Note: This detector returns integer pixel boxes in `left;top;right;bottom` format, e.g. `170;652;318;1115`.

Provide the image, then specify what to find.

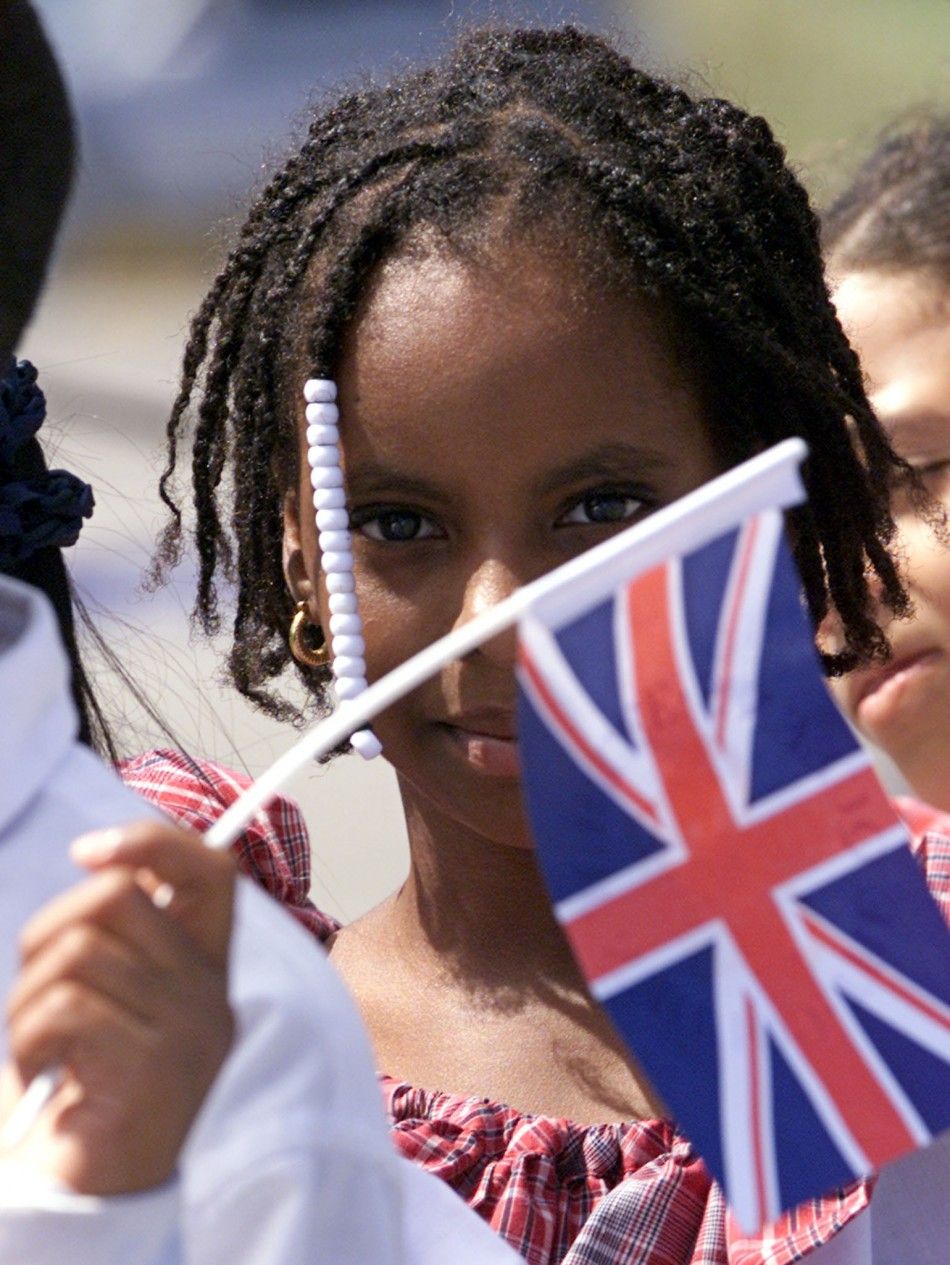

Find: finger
71;822;235;962
7;922;162;1031
71;820;228;886
8;980;152;1088
19;869;198;974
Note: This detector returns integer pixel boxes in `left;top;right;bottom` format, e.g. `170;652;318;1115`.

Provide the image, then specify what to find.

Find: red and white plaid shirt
121;749;950;1265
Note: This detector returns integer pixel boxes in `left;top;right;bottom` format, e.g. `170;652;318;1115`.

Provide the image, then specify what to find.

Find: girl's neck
390;785;586;996
333;778;662;1123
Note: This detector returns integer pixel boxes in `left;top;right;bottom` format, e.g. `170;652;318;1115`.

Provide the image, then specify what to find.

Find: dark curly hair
156;24;915;722
823;114;950;281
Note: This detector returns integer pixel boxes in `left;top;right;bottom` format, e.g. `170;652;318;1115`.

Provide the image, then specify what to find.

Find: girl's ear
282;490;312;603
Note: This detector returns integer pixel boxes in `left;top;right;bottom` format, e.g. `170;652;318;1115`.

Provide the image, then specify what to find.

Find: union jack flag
518;507;950;1230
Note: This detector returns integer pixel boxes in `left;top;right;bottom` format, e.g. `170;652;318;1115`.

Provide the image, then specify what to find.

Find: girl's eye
895;459;950;503
352;508;440;542
913;459;950;483
558;490;647;527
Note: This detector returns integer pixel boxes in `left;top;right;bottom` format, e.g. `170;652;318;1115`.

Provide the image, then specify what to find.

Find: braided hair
156;25;914;721
823;114;950;282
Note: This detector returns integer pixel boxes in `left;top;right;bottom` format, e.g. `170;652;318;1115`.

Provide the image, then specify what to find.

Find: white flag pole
0;438;806;1149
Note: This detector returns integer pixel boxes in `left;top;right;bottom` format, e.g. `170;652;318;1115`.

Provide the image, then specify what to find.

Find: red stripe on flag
746;993;769;1228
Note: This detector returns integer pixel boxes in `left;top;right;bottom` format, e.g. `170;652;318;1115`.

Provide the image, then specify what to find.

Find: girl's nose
454;557;521;666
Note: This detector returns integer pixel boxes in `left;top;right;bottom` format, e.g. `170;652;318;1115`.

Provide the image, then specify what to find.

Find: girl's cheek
892;513;950;610
351;575;435;677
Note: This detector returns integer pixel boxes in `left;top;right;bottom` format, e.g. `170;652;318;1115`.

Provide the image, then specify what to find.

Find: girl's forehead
339;246;688;411
834;269;950;441
325;246;719;489
834;269;949;361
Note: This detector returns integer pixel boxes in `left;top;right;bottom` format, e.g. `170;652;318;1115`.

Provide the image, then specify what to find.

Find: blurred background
21;0;948;920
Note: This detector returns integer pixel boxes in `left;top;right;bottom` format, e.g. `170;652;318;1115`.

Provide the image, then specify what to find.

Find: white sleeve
182;1144;520;1265
177;883;521;1265
802;1209;870;1265
761;1130;950;1265
869;1130;950;1265
183;1145;406;1265
395;1156;522;1264
0;1173;181;1265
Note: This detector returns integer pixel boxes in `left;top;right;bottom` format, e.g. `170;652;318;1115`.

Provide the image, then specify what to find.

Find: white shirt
0;575;517;1265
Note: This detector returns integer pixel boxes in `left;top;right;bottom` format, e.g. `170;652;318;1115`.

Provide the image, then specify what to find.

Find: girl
14;25;950;1265
824;118;950;819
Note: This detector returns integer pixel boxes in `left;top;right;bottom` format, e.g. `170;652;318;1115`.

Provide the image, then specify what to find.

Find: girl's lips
440;722;521;778
851;648;942;732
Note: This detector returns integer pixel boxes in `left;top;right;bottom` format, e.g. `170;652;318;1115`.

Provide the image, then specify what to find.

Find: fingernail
70;828;124;863
152;882;175;909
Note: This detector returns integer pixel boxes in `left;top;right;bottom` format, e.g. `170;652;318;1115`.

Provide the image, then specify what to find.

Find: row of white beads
304;378;382;760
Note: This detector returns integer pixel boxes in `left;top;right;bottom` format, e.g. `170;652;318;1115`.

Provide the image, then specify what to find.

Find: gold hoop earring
288;600;330;668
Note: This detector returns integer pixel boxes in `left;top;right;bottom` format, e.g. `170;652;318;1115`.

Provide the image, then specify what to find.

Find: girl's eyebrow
535;443;672;497
345;443;672;502
884;413;950;448
345;462;452;503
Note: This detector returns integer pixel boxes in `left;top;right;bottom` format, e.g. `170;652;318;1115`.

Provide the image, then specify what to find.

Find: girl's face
285;245;721;849
828;269;950;807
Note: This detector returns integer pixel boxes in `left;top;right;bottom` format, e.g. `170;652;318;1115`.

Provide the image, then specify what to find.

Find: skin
827;269;950;808
0;824;235;1194
284;241;722;1122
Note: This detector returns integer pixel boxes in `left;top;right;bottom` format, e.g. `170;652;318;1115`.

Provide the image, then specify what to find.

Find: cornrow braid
823;114;950;283
156;24;914;719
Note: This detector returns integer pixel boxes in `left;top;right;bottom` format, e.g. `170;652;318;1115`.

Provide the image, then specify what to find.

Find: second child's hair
157;26;914;720
823;115;950;282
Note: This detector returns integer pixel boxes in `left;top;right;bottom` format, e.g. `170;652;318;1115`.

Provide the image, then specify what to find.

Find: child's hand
0;822;236;1195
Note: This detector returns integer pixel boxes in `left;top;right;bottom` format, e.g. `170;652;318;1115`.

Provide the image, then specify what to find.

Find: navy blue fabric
0;358;93;567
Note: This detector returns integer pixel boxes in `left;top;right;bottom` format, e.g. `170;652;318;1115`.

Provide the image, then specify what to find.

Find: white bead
326;572;355;594
329;611;362;636
313;487;346;510
332;655;367;678
328;591;358;614
305;400;339;425
310;466;343;489
316;508;349;531
308;446;341;469
349;729;383;760
319;529;351;552
335;676;365;700
304;379;337;403
307;423;339;447
321;550;354;573
332;634;365;658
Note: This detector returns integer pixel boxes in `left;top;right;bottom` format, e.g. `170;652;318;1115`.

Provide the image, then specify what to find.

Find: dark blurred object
0;0;74;355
